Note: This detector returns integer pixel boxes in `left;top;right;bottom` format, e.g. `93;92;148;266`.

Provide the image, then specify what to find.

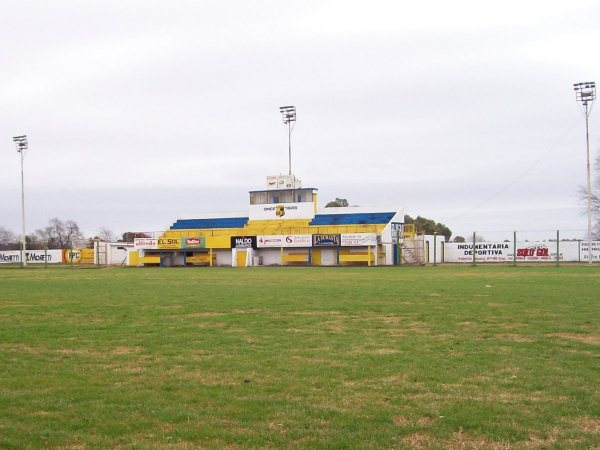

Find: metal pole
288;121;292;175
556;230;560;267
584;104;593;265
472;232;476;267
433;233;437;266
396;229;400;266
20;150;27;268
513;231;517;267
44;242;48;269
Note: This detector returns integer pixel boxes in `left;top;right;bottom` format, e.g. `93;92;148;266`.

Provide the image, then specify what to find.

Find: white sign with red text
341;233;377;247
257;235;312;248
134;238;158;249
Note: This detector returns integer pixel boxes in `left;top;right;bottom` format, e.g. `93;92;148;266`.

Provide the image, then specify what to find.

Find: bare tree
36;218;84;249
0;226;19;250
578;151;600;239
96;227;116;242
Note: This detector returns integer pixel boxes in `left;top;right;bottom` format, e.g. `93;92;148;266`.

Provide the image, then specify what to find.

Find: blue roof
171;217;249;230
310;212;395;226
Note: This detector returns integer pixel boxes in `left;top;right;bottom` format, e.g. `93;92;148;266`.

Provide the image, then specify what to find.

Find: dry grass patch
548;333;600;346
494;333;533;343
576;417;600;434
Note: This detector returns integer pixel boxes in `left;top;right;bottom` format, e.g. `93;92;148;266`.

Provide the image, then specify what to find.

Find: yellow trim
404;224;416;237
140;256;160;265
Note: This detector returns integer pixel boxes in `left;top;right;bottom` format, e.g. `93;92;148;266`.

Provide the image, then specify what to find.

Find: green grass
0;265;599;449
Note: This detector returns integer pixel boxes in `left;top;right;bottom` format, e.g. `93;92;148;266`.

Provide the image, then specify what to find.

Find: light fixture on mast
573;81;596;264
12;135;28;268
279;105;296;175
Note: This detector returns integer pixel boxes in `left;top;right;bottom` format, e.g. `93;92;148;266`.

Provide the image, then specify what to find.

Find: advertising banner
157;237;181;249
0;250;63;264
341;233;377;247
312;234;341;247
134;238;158;249
443;241;581;263
580;241;600;262
63;248;95;263
182;237;205;249
249;202;315;221
391;223;404;243
231;236;257;249
257;235;312;248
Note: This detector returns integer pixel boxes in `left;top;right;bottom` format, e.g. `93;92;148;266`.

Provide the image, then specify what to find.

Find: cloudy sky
1;0;599;241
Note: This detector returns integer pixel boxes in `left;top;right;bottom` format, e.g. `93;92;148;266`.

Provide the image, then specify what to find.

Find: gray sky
1;0;599;241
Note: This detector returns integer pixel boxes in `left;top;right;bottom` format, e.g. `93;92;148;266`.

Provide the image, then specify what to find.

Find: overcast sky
1;0;599;241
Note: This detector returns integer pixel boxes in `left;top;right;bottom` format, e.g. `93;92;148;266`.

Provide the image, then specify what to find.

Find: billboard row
443;241;600;263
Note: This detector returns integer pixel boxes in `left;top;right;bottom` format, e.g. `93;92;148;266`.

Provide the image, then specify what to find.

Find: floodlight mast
574;81;596;264
12;135;28;267
279;105;296;175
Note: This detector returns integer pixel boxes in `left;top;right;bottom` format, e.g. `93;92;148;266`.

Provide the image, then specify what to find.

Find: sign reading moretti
312;234;341;247
231;236;257;249
0;250;63;264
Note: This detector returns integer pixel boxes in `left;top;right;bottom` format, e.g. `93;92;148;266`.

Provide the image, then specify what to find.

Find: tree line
0;218;147;251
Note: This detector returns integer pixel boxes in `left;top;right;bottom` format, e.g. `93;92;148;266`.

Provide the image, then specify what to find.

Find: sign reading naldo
231;236;257;249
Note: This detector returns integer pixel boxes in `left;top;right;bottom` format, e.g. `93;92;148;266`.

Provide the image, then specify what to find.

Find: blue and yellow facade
134;175;405;267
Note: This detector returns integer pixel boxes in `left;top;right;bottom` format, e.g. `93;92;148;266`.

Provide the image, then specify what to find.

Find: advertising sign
0;250;63;264
63;248;95;264
182;237;205;249
231;236;257;249
312;234;341;247
134;238;158;249
257;235;312;248
391;222;404;243
341;233;377;247
580;241;600;262
249;202;316;221
157;237;181;249
443;241;582;263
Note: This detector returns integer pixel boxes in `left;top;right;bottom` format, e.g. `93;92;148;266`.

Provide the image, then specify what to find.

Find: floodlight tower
279;105;296;175
574;82;596;264
12;135;28;267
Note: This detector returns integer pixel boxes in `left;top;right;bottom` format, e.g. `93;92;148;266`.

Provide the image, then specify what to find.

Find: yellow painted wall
205;235;231;249
129;251;139;266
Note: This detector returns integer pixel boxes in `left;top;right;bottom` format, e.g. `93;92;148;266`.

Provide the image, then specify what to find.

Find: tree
36;218;84;249
120;232;150;243
579;152;600;239
453;235;466;243
404;215;452;241
325;198;349;208
96;227;116;242
0;226;19;250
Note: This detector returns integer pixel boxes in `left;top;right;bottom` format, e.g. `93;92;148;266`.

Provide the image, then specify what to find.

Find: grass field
0;265;599;449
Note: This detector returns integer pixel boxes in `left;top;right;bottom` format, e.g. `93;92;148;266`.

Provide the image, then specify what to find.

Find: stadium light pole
279;105;296;175
574;81;596;265
13;135;28;268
